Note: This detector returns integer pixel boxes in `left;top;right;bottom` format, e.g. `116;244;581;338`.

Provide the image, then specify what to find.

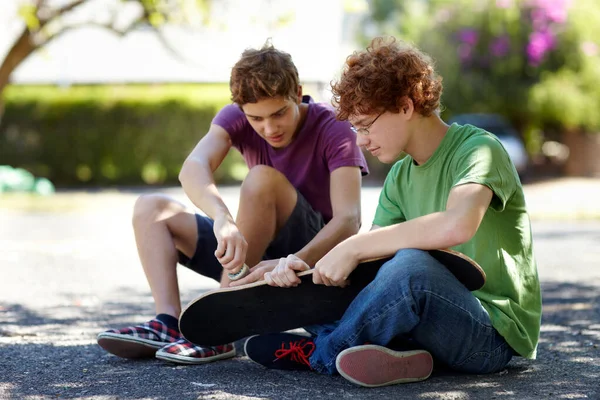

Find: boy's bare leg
132;194;199;318
234;165;298;269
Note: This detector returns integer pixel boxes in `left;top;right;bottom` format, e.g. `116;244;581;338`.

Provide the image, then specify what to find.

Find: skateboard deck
179;249;485;346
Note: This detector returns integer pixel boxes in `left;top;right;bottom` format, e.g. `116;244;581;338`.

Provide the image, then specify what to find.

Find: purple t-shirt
212;96;368;222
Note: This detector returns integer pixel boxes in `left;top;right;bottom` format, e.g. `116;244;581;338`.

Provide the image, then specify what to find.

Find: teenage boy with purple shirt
96;42;368;364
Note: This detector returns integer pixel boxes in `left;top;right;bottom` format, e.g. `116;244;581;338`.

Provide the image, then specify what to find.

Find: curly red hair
332;37;443;120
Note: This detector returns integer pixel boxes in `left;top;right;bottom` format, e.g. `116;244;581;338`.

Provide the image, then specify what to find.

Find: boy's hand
228;259;279;287
313;242;359;287
213;215;248;273
264;255;310;287
229;256;311;287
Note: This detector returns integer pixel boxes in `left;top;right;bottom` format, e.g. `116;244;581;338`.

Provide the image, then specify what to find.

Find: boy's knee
377;249;437;282
391;249;433;273
132;194;177;226
394;248;429;261
240;165;286;197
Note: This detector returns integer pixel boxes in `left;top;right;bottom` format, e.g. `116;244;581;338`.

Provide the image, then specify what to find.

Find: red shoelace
273;339;316;368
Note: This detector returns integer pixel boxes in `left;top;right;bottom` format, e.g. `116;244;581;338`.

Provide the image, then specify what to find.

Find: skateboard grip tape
227;264;250;281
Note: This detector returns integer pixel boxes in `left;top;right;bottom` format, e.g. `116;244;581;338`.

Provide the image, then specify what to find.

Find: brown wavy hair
331;37;443;120
230;41;299;105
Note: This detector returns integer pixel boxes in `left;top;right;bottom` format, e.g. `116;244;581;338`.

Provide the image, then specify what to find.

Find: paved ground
1;182;599;399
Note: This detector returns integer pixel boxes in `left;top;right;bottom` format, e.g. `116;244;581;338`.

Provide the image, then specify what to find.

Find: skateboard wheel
228;264;249;281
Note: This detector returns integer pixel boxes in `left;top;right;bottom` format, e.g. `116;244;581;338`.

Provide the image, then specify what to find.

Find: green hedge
0;84;248;186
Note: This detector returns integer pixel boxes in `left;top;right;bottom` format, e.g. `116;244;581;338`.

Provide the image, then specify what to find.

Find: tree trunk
0;28;36;123
563;130;600;177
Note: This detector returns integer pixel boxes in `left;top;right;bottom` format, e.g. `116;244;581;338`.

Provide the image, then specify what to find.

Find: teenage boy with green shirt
375;123;540;359
244;36;542;388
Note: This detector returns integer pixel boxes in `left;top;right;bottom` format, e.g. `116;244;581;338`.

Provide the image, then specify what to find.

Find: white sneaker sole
336;346;433;387
97;332;165;359
155;346;236;365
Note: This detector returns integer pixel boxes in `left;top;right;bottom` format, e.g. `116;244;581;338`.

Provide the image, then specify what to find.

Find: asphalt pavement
0;183;599;399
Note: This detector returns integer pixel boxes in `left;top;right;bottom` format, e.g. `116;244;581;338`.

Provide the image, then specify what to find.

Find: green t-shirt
373;123;541;359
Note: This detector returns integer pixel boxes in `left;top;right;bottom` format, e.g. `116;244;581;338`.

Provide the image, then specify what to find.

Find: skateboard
179;249;486;346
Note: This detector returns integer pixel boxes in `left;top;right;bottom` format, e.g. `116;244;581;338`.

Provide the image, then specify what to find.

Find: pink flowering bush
368;0;600;154
453;0;571;69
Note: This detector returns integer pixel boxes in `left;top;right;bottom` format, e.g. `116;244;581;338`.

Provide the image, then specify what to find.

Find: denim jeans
306;249;514;375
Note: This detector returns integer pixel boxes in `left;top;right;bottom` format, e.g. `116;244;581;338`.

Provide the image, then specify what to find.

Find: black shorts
178;191;325;282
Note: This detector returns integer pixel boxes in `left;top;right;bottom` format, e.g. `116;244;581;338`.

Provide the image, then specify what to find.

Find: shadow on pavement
1;283;598;399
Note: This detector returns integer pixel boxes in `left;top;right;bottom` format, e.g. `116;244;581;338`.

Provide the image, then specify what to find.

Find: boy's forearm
179;159;233;221
350;210;472;262
295;214;361;267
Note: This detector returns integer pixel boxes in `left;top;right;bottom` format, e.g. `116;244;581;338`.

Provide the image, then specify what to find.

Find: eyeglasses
350;111;384;136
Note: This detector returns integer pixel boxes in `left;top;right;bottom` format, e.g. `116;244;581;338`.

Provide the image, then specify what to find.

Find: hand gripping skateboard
179;249;486;346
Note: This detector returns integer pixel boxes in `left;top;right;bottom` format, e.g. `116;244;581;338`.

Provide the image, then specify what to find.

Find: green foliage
0;84;248;186
530;65;600;131
366;0;600;139
17;3;40;30
528;0;600;132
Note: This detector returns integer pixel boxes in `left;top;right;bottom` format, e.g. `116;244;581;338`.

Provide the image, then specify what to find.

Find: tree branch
39;0;88;26
0;29;36;92
36;20;205;68
35;17;147;49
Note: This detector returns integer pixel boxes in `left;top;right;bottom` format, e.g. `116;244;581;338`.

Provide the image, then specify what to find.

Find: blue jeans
306;249;514;375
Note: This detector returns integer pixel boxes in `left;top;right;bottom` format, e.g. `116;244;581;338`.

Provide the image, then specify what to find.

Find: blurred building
0;0;367;100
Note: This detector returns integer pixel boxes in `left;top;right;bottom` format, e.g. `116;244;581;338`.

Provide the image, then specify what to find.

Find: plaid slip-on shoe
335;345;433;387
155;339;236;365
97;319;182;359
